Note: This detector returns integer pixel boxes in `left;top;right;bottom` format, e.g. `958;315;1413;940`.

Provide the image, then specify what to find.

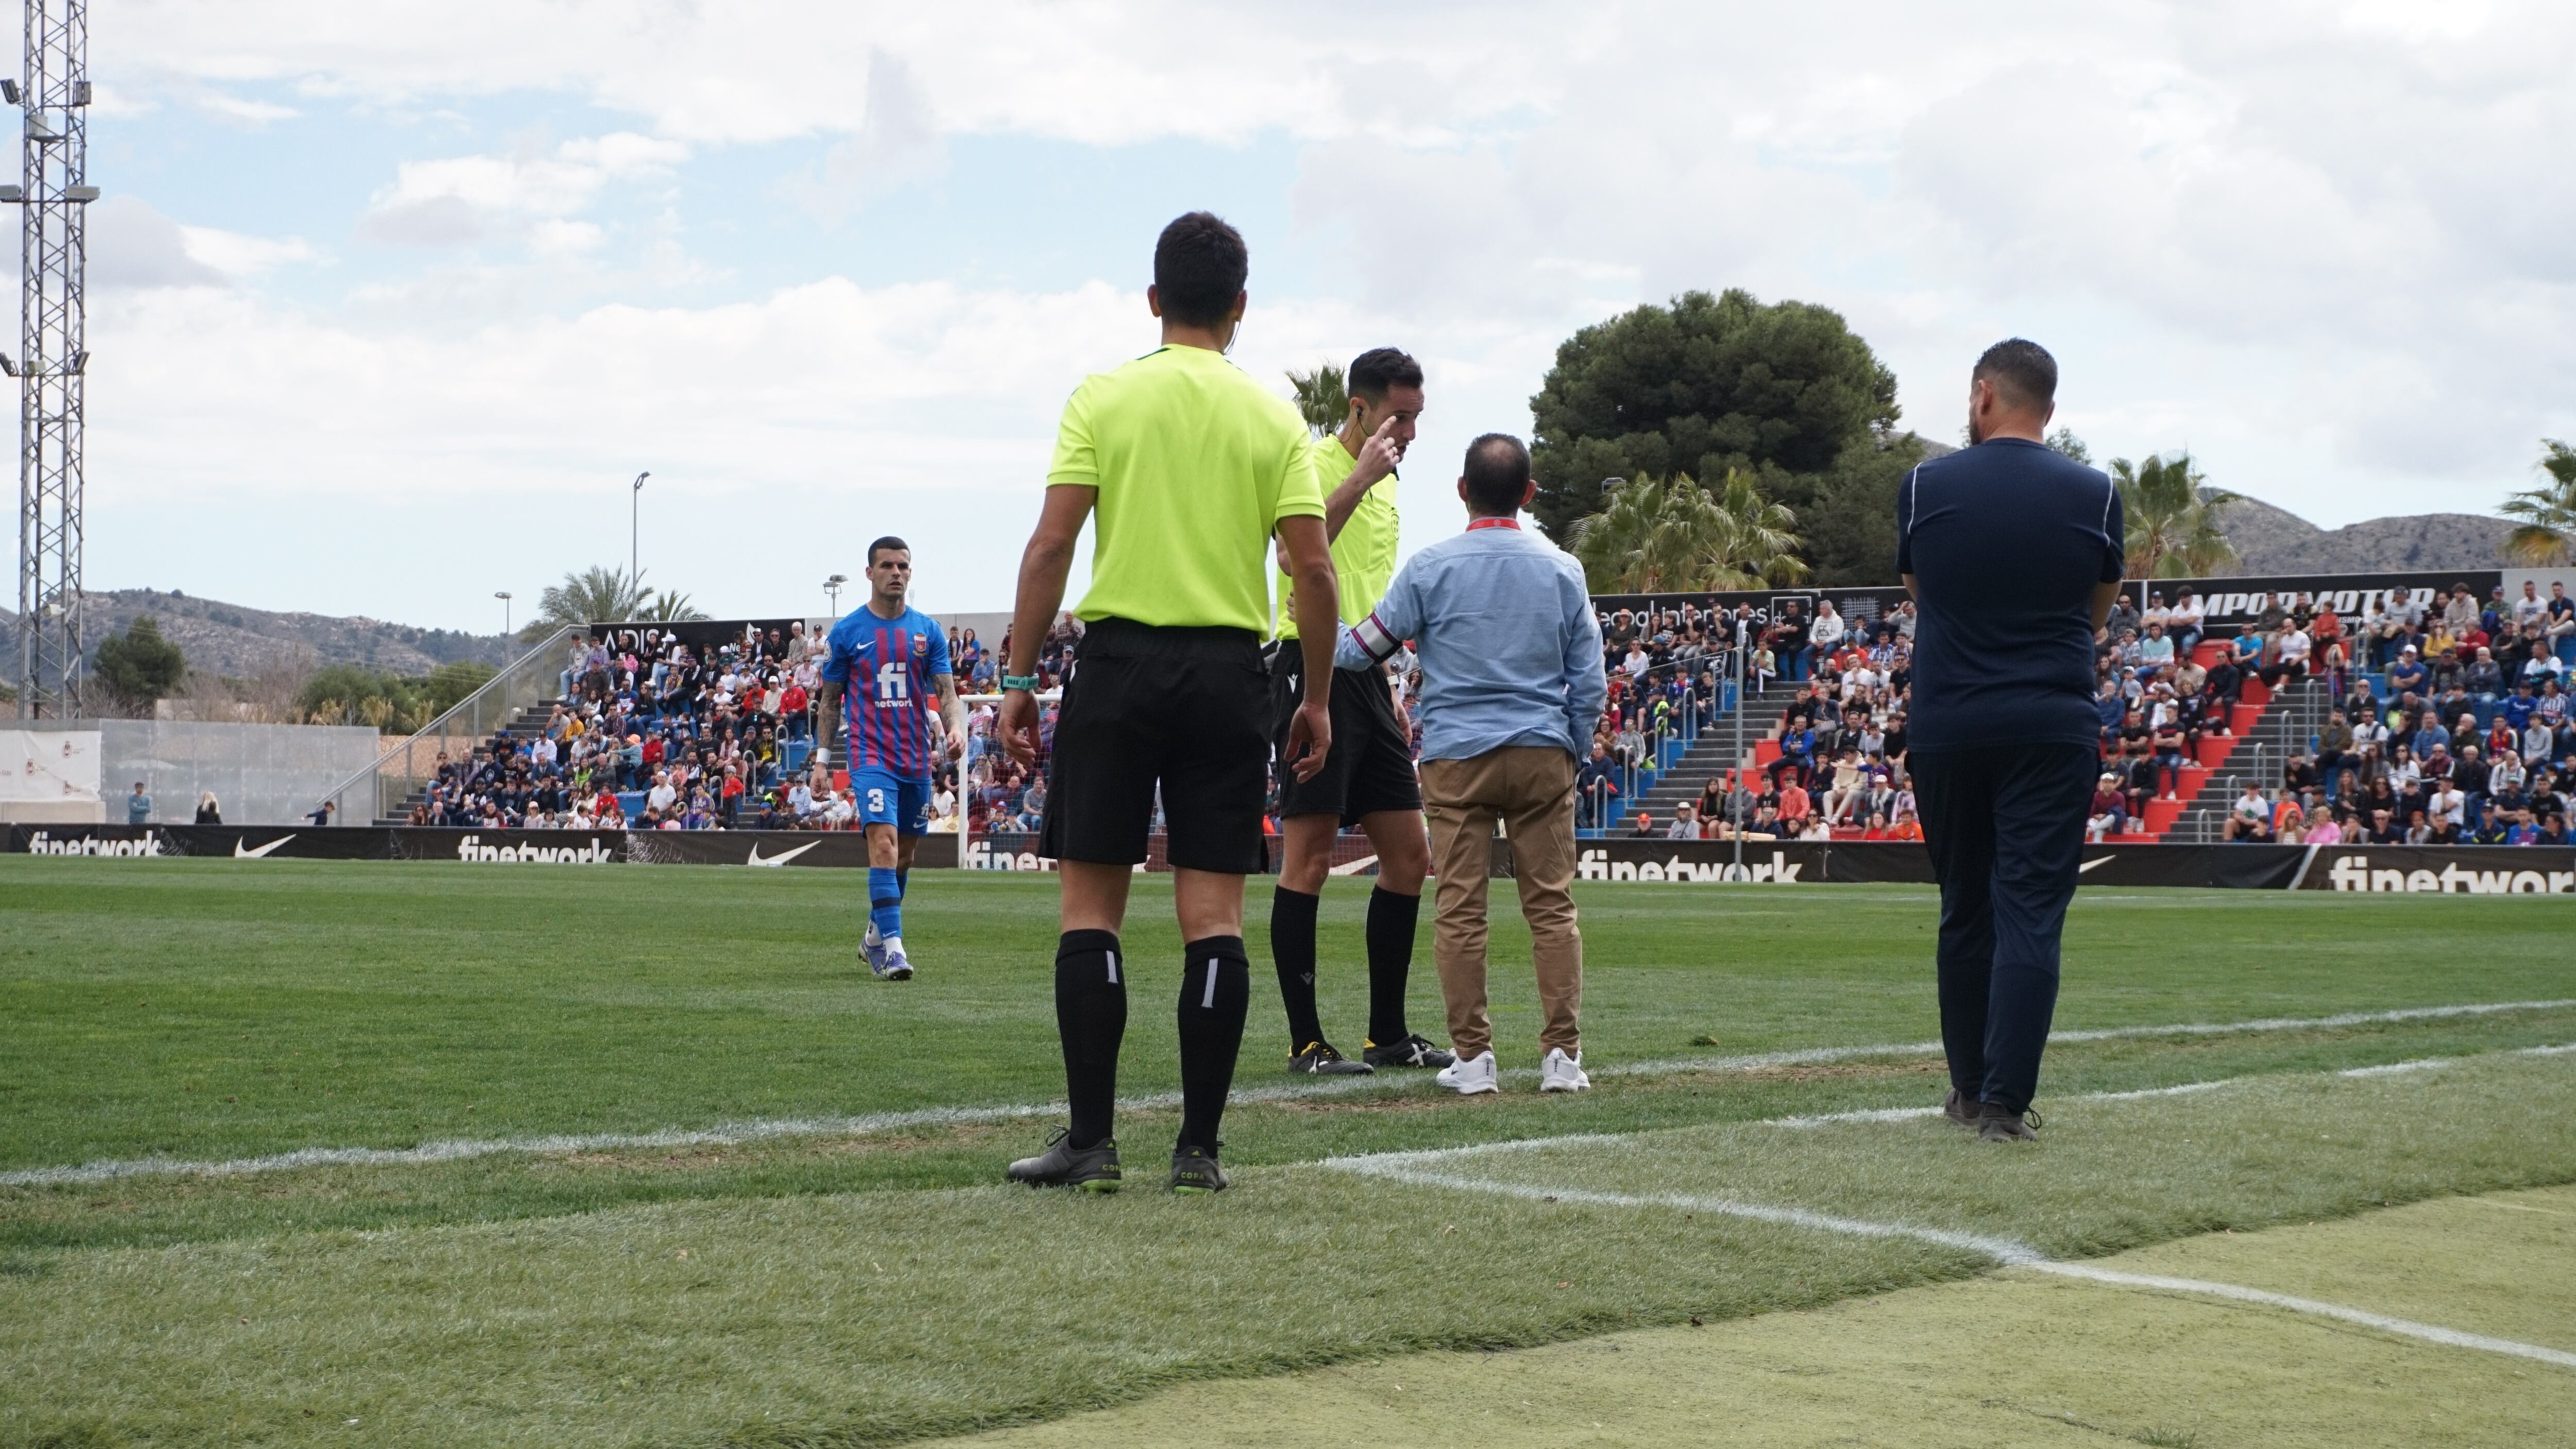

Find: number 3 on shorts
868;788;887;814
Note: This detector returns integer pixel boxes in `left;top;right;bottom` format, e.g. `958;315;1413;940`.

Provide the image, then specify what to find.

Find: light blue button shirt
1335;520;1606;763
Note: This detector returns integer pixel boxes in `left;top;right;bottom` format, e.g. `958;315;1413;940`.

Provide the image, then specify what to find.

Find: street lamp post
824;573;847;616
630;471;650;589
495;591;513;638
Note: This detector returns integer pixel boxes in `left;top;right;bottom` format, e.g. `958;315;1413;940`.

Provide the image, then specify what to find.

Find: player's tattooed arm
934;672;967;760
815;681;842;751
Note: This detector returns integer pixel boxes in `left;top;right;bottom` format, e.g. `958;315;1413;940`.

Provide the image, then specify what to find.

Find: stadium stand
376;575;2576;848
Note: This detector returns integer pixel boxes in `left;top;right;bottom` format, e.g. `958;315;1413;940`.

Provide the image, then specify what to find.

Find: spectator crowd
408;574;2576;850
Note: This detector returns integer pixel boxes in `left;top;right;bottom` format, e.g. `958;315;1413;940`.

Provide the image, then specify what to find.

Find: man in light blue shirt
1337;433;1605;1096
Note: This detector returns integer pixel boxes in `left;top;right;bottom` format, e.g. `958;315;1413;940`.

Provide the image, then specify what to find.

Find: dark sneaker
1006;1128;1122;1191
1364;1033;1458;1070
1288;1041;1374;1076
1943;1087;1980;1130
1170;1143;1229;1194
1977;1101;2042;1143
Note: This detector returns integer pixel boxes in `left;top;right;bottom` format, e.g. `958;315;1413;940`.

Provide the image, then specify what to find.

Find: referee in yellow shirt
1267;348;1451;1077
1001;212;1342;1195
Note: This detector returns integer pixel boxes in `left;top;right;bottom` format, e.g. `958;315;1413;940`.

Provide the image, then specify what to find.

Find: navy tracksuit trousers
1910;742;2099;1113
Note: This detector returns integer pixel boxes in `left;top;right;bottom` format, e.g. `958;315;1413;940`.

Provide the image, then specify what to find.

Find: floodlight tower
10;0;93;719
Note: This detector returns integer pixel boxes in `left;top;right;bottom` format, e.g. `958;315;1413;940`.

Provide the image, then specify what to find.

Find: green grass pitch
3;857;2573;1446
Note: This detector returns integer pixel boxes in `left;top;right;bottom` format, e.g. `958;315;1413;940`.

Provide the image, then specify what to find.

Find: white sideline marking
2344;1043;2576;1078
6;1001;2572;1189
1352;1044;2576;1147
1602;997;2576;1081
1770;1077;2232;1129
1331;1162;2576;1370
1333;1163;2042;1265
2022;1264;2576;1370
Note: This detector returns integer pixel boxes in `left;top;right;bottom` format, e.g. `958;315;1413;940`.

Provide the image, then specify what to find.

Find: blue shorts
853;769;931;836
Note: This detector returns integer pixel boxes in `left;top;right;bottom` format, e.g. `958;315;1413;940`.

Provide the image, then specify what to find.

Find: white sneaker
1539;1048;1591;1093
1436;1049;1498;1096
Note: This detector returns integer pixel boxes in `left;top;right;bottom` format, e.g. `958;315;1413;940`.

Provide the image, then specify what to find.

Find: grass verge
3;1050;2571;1448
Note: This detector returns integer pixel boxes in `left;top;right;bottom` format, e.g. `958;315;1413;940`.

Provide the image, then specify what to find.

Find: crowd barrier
8;825;2573;893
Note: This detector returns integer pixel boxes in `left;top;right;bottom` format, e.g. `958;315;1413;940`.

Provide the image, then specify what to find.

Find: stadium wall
1;721;381;826
1591;567;2519;634
10;824;2575;893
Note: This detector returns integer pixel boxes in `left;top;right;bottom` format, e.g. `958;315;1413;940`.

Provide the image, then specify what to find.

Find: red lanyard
1466;517;1520;531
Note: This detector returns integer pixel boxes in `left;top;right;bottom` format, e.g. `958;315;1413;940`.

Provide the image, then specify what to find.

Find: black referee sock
1365;886;1420;1046
1177;936;1251;1154
1268;886;1324;1051
1054;930;1127;1150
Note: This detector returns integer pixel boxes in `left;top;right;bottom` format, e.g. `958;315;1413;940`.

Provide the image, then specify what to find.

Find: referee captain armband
1350;612;1403;666
1001;673;1042;692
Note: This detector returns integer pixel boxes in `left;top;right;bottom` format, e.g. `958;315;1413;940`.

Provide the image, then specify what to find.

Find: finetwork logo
455;834;614;864
24;830;159;858
875;659;910;703
2322;854;2576;895
967;840;1057;872
1577;848;1805;883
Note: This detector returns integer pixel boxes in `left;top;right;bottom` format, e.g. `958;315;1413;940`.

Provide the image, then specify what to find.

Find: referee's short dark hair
1347;347;1424;402
1974;338;2057;411
867;536;910;566
1153;212;1248;329
1461;433;1531;515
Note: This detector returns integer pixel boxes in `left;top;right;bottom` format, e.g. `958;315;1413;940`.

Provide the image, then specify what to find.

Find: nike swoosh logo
2078;856;2113;873
746;840;820;867
1327;854;1380;876
234;835;295;859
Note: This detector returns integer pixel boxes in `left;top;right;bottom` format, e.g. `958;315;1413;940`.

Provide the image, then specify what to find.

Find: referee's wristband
1001;673;1041;692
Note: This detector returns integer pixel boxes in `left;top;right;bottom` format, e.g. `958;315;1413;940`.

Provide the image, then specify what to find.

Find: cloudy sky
56;0;2576;629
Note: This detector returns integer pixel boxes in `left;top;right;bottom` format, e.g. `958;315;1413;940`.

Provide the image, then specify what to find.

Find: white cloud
86;195;227;289
358;131;687;247
65;0;2576;623
177;224;315;278
98;1;1568;146
787;50;945;223
194;91;298;126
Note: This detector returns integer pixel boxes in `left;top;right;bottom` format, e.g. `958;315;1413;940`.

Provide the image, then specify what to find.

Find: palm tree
2501;439;2576;566
526;565;651;640
642;589;710;623
1285;362;1347;439
1568;472;1808;593
2110;452;2239;578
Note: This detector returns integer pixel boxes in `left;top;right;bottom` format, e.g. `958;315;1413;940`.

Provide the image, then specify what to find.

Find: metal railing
317;625;587;824
1584;648;1750;833
2175;675;2329;842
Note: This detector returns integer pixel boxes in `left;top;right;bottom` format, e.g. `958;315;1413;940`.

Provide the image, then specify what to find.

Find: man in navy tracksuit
1897;338;2123;1143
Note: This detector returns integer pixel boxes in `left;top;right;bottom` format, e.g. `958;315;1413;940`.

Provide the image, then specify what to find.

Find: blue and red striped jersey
819;604;952;780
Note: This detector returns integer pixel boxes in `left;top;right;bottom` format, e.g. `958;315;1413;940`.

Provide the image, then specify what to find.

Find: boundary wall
10;825;2574;893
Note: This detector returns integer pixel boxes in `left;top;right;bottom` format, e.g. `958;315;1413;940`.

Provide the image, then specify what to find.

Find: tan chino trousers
1419;745;1582;1061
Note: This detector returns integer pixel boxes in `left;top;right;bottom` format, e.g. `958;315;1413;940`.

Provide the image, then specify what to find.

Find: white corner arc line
7;1002;2572;1189
1328;1162;2576;1372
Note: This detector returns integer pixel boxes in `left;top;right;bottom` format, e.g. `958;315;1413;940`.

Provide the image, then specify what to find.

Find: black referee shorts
1270;648;1422;825
1039;618;1270;874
